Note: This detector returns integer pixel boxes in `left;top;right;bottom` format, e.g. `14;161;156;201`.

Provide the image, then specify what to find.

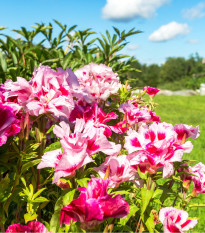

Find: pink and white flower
4;65;79;118
94;155;139;188
75;63;122;102
38;119;121;183
119;102;160;126
124;122;193;178
190;163;205;195
174;124;200;142
119;103;151;126
70;102;119;137
179;163;205;196
60;178;129;229
159;207;197;233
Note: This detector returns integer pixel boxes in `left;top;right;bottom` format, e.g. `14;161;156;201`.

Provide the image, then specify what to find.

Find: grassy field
155;95;205;232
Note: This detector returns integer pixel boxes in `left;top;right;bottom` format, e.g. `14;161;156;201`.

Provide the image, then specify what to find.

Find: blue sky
1;0;205;65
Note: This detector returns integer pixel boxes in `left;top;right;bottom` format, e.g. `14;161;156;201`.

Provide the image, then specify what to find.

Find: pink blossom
60;178;129;229
118;102;160;126
128;152;159;175
190;163;205;195
0;102;20;146
75;63;122;102
119;103;151;126
124;122;193;178
70;102;118;137
149;111;161;123
4;65;78;118
4;77;33;105
94;155;139;188
143;86;160;96
6;221;48;233
174;124;200;142
39;121;93;183
179;163;205;195
37;149;63;170
159;207;197;233
39;119;121;183
109;120;128;134
6;223;31;233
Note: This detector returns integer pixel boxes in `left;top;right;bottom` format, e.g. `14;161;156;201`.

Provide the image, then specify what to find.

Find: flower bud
56;179;70;189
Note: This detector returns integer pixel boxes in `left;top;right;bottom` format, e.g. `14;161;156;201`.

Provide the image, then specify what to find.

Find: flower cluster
2;63;201;233
124;122;198;178
75;63;121;102
3;66;77;118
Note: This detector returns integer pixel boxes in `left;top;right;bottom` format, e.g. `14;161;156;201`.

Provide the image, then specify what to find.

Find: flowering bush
0;63;202;233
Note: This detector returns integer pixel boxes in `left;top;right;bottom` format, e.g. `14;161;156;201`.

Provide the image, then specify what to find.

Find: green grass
155;95;205;232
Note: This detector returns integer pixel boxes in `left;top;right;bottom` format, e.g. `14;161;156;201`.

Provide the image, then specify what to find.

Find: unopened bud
56;179;70;189
191;189;198;197
183;180;191;190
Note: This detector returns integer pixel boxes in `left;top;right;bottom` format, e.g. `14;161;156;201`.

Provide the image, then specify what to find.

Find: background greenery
129;54;205;90
0;20;141;83
1;21;205;90
155;95;205;232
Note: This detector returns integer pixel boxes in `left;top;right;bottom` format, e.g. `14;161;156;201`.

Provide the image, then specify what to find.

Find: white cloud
127;44;139;50
102;0;169;21
182;2;205;20
149;21;190;42
186;39;199;44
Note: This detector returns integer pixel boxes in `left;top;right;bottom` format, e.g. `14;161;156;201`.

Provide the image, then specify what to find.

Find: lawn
155;95;205;232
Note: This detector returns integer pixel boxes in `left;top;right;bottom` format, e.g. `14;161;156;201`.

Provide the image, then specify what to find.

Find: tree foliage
0;20;141;83
128;53;205;90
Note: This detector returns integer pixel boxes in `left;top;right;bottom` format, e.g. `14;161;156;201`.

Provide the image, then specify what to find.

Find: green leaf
137;166;148;180
120;205;139;225
21;159;41;175
46;125;55;134
50;210;61;233
63;189;76;206
112;190;130;196
20;177;27;187
32;197;49;203
11;52;18;65
24;213;38;224
113;27;120;37
53;19;66;30
145;214;155;233
0;27;7;31
67;25;77;34
32;188;46;200
54;197;63;211
76;178;90;187
153;189;163;199
0;51;7;72
44;141;61;153
41;58;60;65
141;188;154;214
188;204;205;208
0;175;11;202
97;38;105;50
62;53;72;69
